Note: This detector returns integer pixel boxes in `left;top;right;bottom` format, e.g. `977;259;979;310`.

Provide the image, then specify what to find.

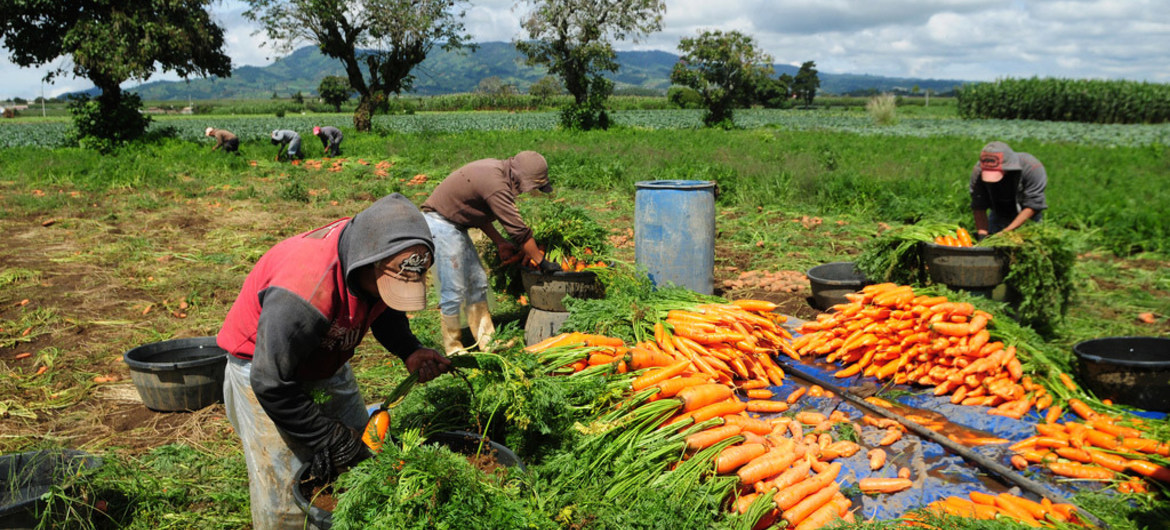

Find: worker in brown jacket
421;151;560;353
205;127;240;154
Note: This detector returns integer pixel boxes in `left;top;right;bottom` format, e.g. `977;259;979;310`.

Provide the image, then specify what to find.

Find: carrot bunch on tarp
920;490;1084;527
794;283;1045;420
1010;397;1170;492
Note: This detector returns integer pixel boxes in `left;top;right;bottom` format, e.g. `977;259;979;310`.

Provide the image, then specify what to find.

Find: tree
670;30;773;127
245;0;473;132
0;0;230;150
793;61;820;107
318;75;351;112
475;77;516;97
528;75;564;101
515;0;665;130
291;91;304;104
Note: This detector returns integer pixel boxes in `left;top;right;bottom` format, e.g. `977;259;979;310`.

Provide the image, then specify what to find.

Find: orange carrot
587;353;615;366
746;388;774;399
629;345;676;370
898;466;911;479
677;383;734;412
632;360;691;391
787;387;808;404
740;379;769;390
820;440;861;460
755;455;812;493
1128;459;1170;482
1010;455;1029;470
1067;398;1098;421
1047;461;1114;480
651;376;710;399
715;442;767;474
687;398;749;425
782;482;840;528
747;400;790;413
722;414;774;435
794;411;828;425
878;427;903;446
525;331;583;352
773;462;842;511
1058;372;1078;392
685;424;743;450
732;299;778;313
738;448;800;485
792;498;842;530
1044;405;1063;424
868;448;887;470
858;477;912;494
362;409;391;453
583;334;625;348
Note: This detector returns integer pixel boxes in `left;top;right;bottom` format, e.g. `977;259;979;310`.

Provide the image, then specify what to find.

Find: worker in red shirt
217;194;449;529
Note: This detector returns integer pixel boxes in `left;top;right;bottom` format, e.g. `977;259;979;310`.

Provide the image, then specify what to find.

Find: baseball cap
373;247;431;311
313;126;321;135
511;151;552;193
979;141;1021;183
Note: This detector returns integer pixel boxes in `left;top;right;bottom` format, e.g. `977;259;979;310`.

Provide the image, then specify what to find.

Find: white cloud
1;0;1167;99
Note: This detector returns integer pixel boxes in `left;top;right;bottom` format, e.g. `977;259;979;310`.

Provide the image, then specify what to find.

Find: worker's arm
477;222;518;261
1001;207;1037;233
972;209;990;240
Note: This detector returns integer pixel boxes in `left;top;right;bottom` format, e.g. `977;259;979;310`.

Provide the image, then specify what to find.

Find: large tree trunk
354;94;373;132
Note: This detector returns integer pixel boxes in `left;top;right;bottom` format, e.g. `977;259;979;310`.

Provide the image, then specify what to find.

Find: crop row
3;110;1170;149
958;77;1170;124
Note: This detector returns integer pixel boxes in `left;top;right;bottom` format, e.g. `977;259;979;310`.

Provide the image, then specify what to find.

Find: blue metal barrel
634;180;716;294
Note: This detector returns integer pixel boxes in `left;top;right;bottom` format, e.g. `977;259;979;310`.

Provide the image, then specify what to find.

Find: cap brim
376;273;427;312
981;170;1004;183
538;183;553;193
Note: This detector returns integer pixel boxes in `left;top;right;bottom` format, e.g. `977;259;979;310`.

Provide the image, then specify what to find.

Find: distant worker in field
314;126;343;157
969;141;1047;239
205;127;239;154
421;151;561;354
217;193;450;529
270;129;303;161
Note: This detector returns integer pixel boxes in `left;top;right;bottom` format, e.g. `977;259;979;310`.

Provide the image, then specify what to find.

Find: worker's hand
975;230;989;242
538;258;563;275
404;347;451;383
498;241;519;262
309;421;372;483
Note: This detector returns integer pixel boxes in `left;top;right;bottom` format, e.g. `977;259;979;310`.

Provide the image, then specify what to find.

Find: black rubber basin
293;431;524;529
806;262;870;311
0;450;102;528
123;336;228;412
520;267;604;312
921;242;1008;289
1074;337;1170;412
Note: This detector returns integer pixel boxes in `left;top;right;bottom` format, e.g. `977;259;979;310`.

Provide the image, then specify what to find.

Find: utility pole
41;82;46;117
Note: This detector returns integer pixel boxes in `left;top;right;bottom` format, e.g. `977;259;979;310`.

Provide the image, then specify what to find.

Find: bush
66;93;152;153
667;86;704;109
866;93;899;126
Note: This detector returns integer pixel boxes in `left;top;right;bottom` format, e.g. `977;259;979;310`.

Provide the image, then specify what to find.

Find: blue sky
2;0;1167;99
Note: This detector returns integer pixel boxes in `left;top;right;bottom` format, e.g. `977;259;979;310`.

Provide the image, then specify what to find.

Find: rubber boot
466;302;496;352
440;313;465;355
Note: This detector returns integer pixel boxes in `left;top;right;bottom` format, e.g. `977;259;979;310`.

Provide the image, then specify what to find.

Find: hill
127;42;973;100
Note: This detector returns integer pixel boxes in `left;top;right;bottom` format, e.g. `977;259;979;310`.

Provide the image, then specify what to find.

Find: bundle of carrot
932;227;975;247
525;331;633;375
793;283;1045;419
653;299;796;386
1009;397;1170;491
920;490;1084;527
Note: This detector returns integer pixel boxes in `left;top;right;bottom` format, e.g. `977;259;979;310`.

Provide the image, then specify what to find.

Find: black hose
774;357;1107;528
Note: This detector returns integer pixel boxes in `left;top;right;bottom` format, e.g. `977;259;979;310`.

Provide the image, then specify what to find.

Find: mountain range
128;42;973;100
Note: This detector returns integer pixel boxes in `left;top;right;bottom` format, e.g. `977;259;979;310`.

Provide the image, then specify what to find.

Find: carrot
931;321;971;337
786;387;807;404
1047;461;1114;480
794;411;828;425
792;498;842;530
650;376;709;399
745;388;774;400
782;482;840;528
1044;405;1063;424
868;448;887;470
755;454;812;493
732;299;778;313
1067;398;1098;421
677;383;734;412
685;424;743;450
583;334;625;348
747;400;789;413
1087;448;1131;473
631;360;691;391
587;353;615;366
628;345;676;370
1058;372;1078;392
733;492;760;514
820;440;861;460
362;409;391;453
992;494;1042;526
738;448;800;485
898;466;911;479
878;427;903;446
1010;455;1029;470
525;331;584;352
956;227;973;247
1128;459;1170;482
687;398;748;425
34;365;47;375
740;379;769;390
773;462;842;511
858;477;912;494
722;413;774;435
715;442;767;474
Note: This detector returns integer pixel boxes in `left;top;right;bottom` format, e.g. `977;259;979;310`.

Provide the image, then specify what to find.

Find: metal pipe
774;357;1107;528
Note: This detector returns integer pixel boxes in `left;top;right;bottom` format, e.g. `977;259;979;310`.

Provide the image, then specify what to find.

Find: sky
1;0;1168;99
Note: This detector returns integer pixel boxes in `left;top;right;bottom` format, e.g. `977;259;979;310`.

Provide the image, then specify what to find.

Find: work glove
974;231;988;242
308;421;372;483
538;258;563;275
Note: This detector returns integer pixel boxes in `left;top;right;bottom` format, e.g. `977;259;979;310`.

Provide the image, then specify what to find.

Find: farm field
1;110;1169;528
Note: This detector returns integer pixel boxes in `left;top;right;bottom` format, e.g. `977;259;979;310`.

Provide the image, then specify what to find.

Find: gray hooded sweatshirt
421;151;551;243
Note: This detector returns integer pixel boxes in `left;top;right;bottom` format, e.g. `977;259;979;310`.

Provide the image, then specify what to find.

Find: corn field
957;77;1170;124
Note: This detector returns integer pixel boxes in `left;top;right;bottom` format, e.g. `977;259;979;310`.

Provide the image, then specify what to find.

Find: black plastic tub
123;336;228;412
921;242;1008;289
806;262;870;311
520;267;605;312
1074;337;1170;412
293;431;524;530
0;450;102;528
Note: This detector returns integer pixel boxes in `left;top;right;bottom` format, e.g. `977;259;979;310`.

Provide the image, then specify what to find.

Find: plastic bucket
520;268;604;312
123;336;228;412
292;431;524;529
921;242;1008;289
1073;337;1170;412
635;180;716;294
0;450;102;528
524;307;572;347
806;262;871;311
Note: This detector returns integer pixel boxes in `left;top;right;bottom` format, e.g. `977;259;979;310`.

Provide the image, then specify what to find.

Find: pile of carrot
526;331;634;373
921;490;1083;527
794;284;1045;419
1009;398;1170;490
652;300;796;386
932;227;975;247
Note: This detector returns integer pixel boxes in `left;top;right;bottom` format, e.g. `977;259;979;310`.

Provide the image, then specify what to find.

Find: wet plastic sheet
755;320;1167;521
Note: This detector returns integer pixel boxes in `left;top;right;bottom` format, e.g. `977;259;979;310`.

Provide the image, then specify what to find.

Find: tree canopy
0;0;231;149
318;75;351;112
245;0;473;131
671;30;773;127
516;0;665;130
794;61;821;107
